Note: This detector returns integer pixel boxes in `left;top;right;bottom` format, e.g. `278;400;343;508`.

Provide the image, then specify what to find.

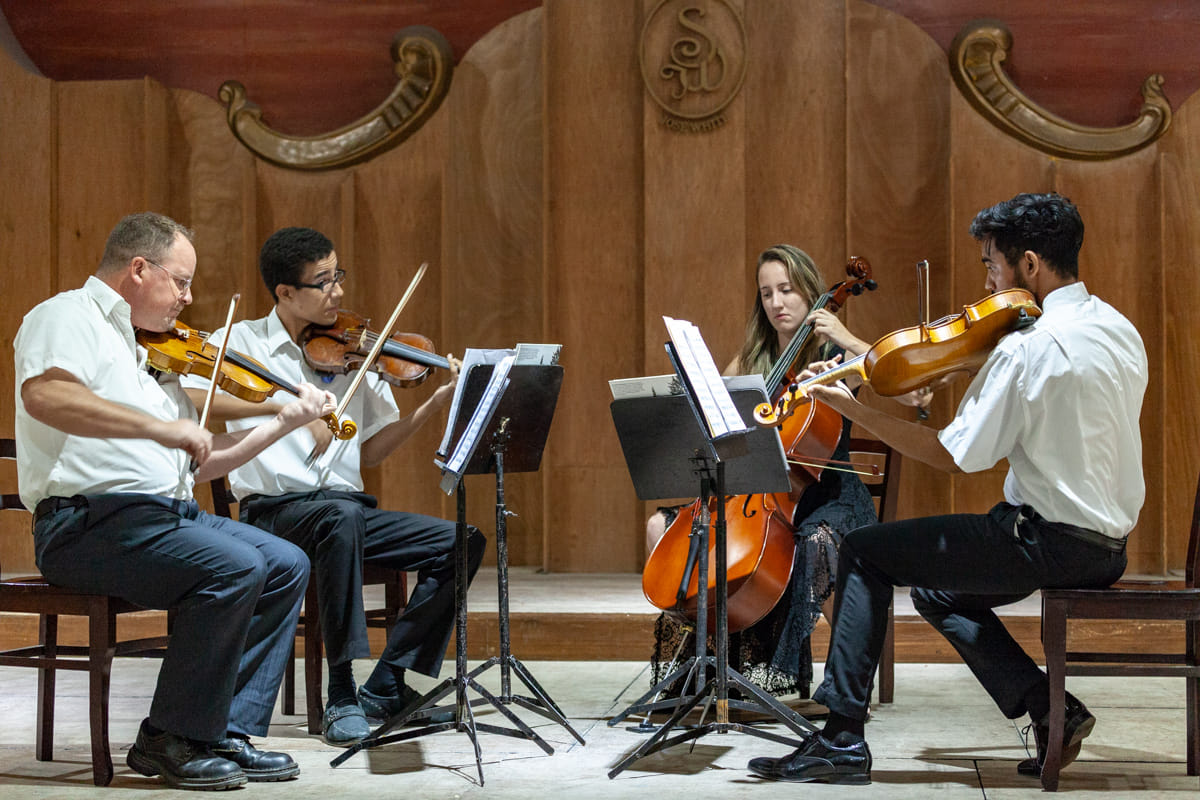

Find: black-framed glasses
293;269;346;293
144;257;193;293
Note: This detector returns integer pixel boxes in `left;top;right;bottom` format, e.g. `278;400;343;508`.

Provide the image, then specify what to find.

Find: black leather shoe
126;719;247;791
750;733;871;784
1017;693;1096;777
747;733;817;778
359;684;454;725
213;736;299;781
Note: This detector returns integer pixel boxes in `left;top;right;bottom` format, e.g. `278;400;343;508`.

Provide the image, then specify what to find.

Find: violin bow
198;293;241;432
305;263;429;467
915;260;932;421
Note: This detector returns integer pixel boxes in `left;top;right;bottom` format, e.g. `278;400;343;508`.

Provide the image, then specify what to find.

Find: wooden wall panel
164;88;258;329
641;0;746;377
744;0;846;274
543;0;644;571
1054;152;1166;572
352;120;449;529
947;90;1052;516
1159;102;1200;571
845;0;952;521
0;43;51;574
443;10;545;566
55;79;169;290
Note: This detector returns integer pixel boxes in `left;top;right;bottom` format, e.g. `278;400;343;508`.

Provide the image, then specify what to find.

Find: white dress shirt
938;282;1147;539
14;276;195;508
182;309;400;500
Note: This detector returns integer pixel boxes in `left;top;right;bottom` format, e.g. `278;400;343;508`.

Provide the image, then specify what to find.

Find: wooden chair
848;436;903;704
1039;472;1200;790
0;438;170;786
209;477;408;734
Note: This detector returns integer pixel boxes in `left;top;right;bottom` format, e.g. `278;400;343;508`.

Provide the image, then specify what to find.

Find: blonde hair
737;244;825;378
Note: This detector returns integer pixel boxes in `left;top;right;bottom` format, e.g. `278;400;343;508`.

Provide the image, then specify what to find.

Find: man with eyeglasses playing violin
745;193;1147;785
182;226;485;748
14;212;337;790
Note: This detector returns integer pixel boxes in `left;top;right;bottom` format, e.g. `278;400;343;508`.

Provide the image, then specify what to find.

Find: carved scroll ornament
949;20;1171;161
220;25;453;171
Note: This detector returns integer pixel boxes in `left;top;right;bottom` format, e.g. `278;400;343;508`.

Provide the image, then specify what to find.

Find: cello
641;257;878;632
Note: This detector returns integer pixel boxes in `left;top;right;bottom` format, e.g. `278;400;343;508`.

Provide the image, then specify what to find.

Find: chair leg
282;641;297;716
1041;602;1067;791
35;614;58;762
87;601;117;787
304;583;323;735
1187;675;1198;776
879;599;895;704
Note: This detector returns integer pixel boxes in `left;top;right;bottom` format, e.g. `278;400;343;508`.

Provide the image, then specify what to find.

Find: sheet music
438;354;515;492
437;343;561;457
609;372;764;401
662;316;747;439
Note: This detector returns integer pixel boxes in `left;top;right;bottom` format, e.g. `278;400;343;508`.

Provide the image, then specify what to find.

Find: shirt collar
84;275;131;324
265;306;301;356
1040;281;1088;312
83;275;137;352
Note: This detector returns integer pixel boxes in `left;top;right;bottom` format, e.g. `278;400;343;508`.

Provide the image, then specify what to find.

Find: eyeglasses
293;269;346;293
144;257;194;293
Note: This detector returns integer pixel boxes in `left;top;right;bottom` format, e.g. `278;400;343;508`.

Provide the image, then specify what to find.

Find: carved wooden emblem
220;25;454;171
949;20;1171;161
640;0;747;132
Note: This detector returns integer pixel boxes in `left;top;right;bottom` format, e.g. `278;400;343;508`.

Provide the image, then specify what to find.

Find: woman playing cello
645;244;928;702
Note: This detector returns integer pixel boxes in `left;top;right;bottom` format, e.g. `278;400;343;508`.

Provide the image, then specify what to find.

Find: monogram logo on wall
640;0;747;132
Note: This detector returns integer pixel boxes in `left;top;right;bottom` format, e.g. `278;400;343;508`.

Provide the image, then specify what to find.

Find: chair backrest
1;438;30;575
1187;471;1200;589
1;438;26;512
848;436;902;524
209;476;237;519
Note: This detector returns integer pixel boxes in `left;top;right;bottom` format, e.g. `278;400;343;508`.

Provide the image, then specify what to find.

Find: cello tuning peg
865;279;878;291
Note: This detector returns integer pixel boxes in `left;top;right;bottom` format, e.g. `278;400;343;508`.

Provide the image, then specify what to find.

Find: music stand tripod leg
333;479;535;786
465;432;585;745
607;471;718;776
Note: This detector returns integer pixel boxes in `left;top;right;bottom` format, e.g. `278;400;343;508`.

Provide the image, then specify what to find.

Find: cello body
640;395;843;632
640;257;874;633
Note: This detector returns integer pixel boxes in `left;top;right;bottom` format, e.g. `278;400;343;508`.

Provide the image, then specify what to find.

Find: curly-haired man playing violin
746;193;1147;785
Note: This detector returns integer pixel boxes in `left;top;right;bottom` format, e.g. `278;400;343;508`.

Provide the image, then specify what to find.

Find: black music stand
605;360;818;779
331;361;576;785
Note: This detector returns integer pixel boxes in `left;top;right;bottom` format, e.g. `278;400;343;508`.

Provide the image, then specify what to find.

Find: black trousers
34;493;308;741
242;490;485;679
813;502;1127;723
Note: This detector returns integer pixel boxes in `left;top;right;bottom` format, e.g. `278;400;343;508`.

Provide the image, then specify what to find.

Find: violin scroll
331;417;358;440
825;256;878;313
753;384;807;428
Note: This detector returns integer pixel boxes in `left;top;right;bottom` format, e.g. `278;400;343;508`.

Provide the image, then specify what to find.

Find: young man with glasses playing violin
745;193;1147;785
14;212;336;790
182;226;484;748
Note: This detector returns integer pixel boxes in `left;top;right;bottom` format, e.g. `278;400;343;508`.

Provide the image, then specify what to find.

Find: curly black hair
259;227;334;300
968;193;1083;279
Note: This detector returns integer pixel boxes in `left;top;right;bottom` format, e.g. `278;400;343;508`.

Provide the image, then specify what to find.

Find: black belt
34;495;87;521
1019;506;1126;553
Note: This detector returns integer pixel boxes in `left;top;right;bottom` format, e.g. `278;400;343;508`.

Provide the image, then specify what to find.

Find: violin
641;258;878;632
300;309;450;388
755;288;1043;427
137;321;357;439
